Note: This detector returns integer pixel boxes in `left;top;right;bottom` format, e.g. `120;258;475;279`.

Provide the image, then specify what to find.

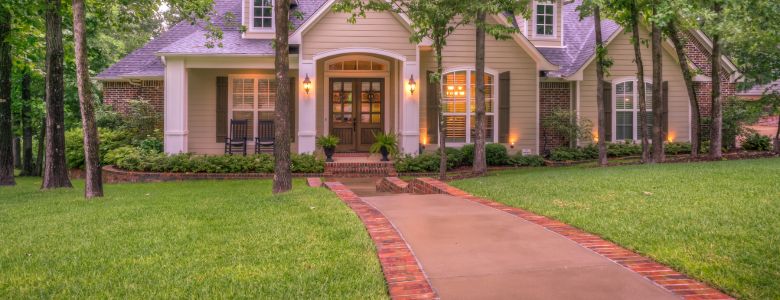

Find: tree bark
630;3;650;163
709;3;723;159
594;6;608;167
667;21;701;158
14;137;22;168
35;116;45;177
272;0;292;194
436;40;447;180
0;6;15;186
20;69;35;176
473;11;487;175
42;0;72;189
651;7;664;163
73;0;103;198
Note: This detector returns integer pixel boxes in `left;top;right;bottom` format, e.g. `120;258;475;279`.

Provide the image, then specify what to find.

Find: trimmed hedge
548;142;696;161
394;144;543;172
106;147;324;173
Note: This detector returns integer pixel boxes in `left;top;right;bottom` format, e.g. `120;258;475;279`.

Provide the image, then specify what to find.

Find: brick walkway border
397;177;733;300
323;182;437;300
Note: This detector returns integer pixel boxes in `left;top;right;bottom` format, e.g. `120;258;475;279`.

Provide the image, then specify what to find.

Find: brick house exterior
102;81;164;115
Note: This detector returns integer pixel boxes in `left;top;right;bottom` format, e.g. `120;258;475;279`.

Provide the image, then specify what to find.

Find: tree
19;67;35;175
273;0;292;194
72;0;102;198
335;0;466;180
650;3;665;163
629;1;651;162
0;5;14;186
708;1;723;159
42;0;72;189
580;1;612;166
667;20;701;157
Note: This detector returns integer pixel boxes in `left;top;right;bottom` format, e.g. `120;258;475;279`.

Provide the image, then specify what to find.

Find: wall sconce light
303;74;312;95
408;75;416;95
510;141;515;149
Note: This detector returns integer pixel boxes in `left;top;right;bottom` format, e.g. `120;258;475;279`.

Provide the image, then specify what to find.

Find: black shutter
216;76;228;143
499;72;511;143
662;81;669;141
290;77;296;142
426;71;438;144
602;81;612;142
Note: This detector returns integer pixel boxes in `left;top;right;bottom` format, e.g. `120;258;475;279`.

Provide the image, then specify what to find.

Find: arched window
327;58;386;71
441;70;497;144
614;80;653;141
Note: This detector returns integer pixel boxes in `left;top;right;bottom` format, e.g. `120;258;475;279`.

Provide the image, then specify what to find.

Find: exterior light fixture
303;74;312;95
408;75;416;95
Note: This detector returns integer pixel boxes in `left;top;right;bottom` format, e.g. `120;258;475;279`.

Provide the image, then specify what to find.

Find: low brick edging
306;177;323;187
376;177;409;193
402;177;733;300
100;166;324;184
323;182;437;300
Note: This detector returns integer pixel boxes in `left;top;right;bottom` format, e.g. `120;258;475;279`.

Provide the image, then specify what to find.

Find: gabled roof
97;0;329;80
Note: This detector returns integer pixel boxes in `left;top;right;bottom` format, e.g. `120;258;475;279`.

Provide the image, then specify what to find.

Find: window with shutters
441;70;497;144
614;80;653;141
228;75;277;140
251;0;274;31
534;1;556;37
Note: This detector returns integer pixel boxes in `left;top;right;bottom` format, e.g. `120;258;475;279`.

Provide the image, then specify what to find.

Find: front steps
324;162;397;177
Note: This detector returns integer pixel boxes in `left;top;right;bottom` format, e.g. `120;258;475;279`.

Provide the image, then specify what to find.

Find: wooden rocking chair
224;119;249;156
255;120;275;154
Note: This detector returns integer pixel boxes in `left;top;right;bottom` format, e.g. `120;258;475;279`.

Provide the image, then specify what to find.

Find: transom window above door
327;59;387;72
614;80;654;141
252;0;273;30
441;70;497;144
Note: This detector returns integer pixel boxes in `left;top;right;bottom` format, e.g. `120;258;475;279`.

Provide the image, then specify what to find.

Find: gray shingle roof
97;0;328;80
537;0;621;77
738;79;780;97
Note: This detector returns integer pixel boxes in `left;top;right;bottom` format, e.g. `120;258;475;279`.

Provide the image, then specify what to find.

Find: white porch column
164;58;188;154
400;61;421;154
297;60;317;153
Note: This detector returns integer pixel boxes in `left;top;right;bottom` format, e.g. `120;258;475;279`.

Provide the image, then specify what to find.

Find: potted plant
370;132;399;162
316;135;340;162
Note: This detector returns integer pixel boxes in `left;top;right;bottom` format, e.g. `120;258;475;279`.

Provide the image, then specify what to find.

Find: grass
0;178;388;299
452;158;780;300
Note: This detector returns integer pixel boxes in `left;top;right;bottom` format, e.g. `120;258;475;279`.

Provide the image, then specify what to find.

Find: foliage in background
65;127;131;169
741;133;772;151
541;108;594;150
701;98;762;150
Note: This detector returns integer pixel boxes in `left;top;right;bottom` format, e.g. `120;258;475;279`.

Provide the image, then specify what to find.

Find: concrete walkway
358;191;680;300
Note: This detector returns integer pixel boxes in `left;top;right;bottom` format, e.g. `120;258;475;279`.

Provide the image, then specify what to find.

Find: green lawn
0;178;387;299
452;158;780;300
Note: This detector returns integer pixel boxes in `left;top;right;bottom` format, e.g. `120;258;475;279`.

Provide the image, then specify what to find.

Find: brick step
324;162;397;177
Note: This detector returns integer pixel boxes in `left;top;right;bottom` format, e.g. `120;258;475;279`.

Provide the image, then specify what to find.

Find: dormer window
253;0;273;30
534;1;555;37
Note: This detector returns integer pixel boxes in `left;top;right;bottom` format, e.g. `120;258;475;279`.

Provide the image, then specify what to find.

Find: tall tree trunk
20;69;35;176
0;6;14;186
73;0;103;198
436;40;447;180
14;137;22;168
594;5;608;166
473;11;487;175
630;3;650;163
272;0;292;194
709;3;723;159
651;7;664;163
667;21;701;158
35;116;45;177
775;116;780;154
42;0;72;189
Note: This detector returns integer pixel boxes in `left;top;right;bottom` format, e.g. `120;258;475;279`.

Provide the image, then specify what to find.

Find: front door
330;78;384;152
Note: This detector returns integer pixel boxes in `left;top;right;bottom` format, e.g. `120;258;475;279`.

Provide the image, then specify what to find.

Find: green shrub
607;142;641;157
510;154;545;167
445;147;464;168
742;133;772;151
665;142;692;155
460;144;475;165
485;144;509;166
549;147;587;161
291;153;326;173
65;127;133;169
95;103;126;130
394;153;440;172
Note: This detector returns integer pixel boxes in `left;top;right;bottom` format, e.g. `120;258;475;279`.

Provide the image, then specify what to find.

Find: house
738;79;780;101
97;0;740;156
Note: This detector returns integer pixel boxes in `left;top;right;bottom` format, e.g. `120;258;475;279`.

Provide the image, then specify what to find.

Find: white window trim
612;78;654;142
440;68;499;147
249;0;274;32
532;0;557;39
323;55;390;74
227;74;277;142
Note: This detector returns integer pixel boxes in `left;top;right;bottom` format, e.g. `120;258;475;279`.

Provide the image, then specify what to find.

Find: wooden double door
330;78;384;152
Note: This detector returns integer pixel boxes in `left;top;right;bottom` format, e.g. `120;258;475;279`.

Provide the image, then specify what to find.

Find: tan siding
420;21;539;153
302;11;416;60
187;69;298;154
580;27;691;142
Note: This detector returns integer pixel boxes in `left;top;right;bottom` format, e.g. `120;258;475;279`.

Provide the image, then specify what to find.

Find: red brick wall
102;80;164;115
681;31;736;119
539;81;573;153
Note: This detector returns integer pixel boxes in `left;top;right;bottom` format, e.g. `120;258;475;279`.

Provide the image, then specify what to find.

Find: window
441;70;497;144
229;76;277;140
252;0;273;30
535;1;555;37
327;59;386;71
614;80;653;141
